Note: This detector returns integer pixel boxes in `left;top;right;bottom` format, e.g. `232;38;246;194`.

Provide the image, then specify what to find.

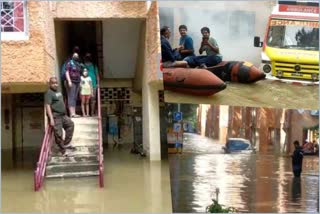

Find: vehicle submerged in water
222;138;256;154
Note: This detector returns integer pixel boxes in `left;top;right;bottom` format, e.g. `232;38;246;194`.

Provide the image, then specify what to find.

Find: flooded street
169;133;319;213
164;80;318;110
2;147;172;213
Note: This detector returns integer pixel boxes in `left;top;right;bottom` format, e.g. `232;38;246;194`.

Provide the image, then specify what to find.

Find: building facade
1;1;163;160
198;105;318;154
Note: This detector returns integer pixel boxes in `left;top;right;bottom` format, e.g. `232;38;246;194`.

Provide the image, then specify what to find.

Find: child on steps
80;68;93;117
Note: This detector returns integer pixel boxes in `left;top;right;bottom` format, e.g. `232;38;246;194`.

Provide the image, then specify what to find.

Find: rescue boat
206;61;266;83
163;68;227;96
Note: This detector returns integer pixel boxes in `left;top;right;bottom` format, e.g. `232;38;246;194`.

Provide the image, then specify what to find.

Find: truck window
266;19;319;51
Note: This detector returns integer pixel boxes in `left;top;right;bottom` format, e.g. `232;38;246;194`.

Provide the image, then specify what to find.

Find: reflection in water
169;133;319;213
292;177;301;203
2;147;172;213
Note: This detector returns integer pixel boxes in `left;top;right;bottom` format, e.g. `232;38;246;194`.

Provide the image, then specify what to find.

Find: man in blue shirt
184;27;222;68
160;26;188;68
177;25;195;60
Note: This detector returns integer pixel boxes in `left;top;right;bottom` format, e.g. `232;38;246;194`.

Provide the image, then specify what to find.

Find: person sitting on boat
160;26;188;68
184;27;222;68
175;25;195;60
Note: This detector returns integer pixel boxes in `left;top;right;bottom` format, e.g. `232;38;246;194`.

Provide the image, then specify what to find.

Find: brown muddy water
164;80;318;110
169;133;319;213
1;146;172;213
2;135;318;213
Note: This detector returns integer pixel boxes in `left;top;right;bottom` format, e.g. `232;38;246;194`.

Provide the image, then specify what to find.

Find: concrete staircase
46;117;100;178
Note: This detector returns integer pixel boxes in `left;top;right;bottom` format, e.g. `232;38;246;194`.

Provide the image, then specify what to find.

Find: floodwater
169;133;319;213
1;146;172;213
164;79;318;110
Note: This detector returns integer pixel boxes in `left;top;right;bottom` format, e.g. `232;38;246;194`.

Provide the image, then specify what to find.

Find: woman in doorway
84;53;99;116
65;52;82;117
61;46;81;98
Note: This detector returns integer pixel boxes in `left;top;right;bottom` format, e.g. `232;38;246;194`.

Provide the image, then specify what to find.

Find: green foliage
165;103;199;132
180;104;198;131
206;199;237;213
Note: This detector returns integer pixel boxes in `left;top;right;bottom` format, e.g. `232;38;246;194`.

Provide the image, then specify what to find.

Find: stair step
70;140;99;147
46;162;99;176
71;117;99;125
50;145;99;156
55;137;99;147
72;131;99;141
73;126;99;134
72;134;99;141
46;170;99;178
48;154;98;165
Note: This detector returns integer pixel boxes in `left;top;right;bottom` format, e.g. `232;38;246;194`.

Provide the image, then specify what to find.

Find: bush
206;199;237;213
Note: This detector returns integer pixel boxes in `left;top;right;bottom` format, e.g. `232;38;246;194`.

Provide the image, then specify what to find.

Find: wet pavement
169;133;319;213
164;79;318;110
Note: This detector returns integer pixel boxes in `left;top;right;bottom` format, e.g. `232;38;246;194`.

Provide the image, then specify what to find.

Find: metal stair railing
97;78;104;188
34;125;53;191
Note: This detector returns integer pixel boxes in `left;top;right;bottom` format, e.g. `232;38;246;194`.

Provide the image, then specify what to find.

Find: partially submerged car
222;138;256;154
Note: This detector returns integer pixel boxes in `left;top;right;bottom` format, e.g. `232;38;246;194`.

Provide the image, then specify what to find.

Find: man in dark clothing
160;26;188;68
292;140;303;177
45;77;75;156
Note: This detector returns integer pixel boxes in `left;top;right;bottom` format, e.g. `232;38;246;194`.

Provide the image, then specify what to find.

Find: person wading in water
291;140;304;177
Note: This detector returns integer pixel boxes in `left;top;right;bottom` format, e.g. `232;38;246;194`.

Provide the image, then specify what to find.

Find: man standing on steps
45;77;75;156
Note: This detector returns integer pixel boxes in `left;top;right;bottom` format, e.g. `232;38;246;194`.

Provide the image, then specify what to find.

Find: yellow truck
254;1;319;83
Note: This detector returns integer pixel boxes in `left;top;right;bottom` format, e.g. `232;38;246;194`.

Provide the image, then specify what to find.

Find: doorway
54;20;102;75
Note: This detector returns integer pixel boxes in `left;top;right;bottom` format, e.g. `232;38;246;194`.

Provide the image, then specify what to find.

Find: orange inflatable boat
163;68;227;96
206;61;266;83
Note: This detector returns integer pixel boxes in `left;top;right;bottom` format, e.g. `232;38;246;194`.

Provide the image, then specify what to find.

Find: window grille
100;87;131;105
1;1;28;40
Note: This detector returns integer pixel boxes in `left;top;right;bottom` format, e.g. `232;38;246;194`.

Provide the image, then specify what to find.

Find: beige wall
1;2;51;93
42;2;57;79
2;1;158;92
102;19;143;79
144;2;161;84
133;21;146;92
53;1;148;19
2;1;162;160
142;2;162;160
54;21;69;85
